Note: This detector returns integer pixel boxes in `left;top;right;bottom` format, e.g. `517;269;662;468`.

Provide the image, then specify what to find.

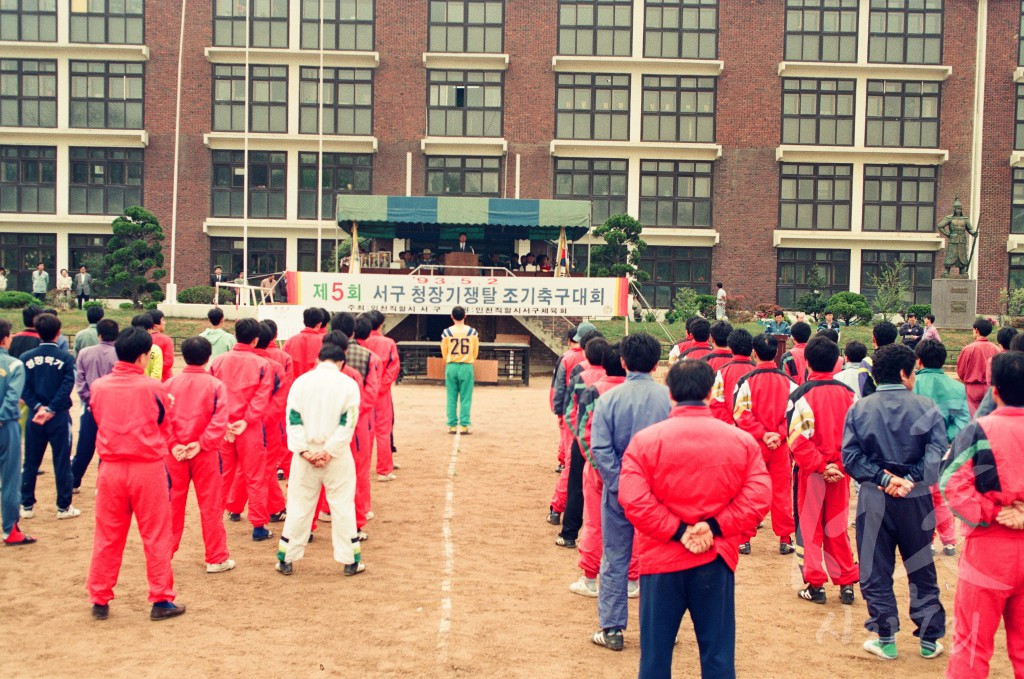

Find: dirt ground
1;382;1011;678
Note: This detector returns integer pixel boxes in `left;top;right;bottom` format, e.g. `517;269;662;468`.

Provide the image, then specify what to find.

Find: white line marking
438;430;460;662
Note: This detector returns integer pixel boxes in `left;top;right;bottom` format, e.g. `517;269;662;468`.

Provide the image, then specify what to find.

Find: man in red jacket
548;326;577;477
678;318;713;361
733;333;797;555
702;321;734;374
942;350;1024;678
786;336;859;605
710;329;755;424
781;321;812;386
210;318;274;541
147;309;174;381
283;307;326;378
165;336;233;574
87;328;185;621
956;317;1001;415
620;359;770;678
548;324;589;525
360;310;400;480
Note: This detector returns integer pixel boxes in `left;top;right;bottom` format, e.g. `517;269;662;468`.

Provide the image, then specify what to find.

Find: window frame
298;66;373;136
867;0;944;65
210;150;288;219
1016;83;1024;151
69;60;145;130
426;69;504;138
642;0;719;60
211;64;246;132
638;246;713;308
860;250;935;305
0;145;57;214
249;64;288;133
776;247;851;308
783;0;858;63
69;0;145;45
0;59;58;128
0;0;57;42
778;162;853;231
553;157;628;227
1020;2;1024;67
557;0;632;57
428;0;505;53
865;79;941;148
1011;253;1024;291
300;0;376;51
68;146;144;216
1011;168;1024;235
862;164;938;233
425;156;502;196
210;236;287;278
555;72;630;141
297;152;373;220
638;160;714;229
0;233;56;293
641;75;716;143
780;77;856;146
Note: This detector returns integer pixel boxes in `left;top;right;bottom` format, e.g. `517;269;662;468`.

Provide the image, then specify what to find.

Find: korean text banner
286;272;629;317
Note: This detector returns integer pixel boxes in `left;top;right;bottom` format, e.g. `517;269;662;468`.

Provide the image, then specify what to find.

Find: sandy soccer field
1;383;1011;678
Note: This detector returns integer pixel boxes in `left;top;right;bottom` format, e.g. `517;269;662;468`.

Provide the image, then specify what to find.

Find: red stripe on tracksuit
549;348;587;513
362;331;400;475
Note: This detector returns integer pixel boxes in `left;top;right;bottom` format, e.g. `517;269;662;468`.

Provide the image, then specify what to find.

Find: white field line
438;430;460;662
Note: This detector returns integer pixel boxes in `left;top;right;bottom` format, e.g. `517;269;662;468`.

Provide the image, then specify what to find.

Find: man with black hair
441;306;479;435
88;327;184;621
549;325;582;524
860;322;900;397
200;307;236;358
733;334;796;555
997;326;1019;352
957;318;1001;415
360;310;401;481
277;340;363;577
781;322;813;386
9;305;42;359
131;314;162;380
710;329;756;424
817;311;841;339
668;316;700;364
842;343;947;661
833;341;870;398
678;318;713;361
20;313;78;520
703;321;734;373
549;325;577;473
284;307;329;378
942;350;1024;678
899;313;924;350
589;333;671;652
71;319;119;491
786;336;858;606
0;319;33;546
765;310;791;337
210;318;275;541
147;309;174;381
922;313;940;343
165;336;234;574
620;359;770;677
74;305;104;354
911;339;967;557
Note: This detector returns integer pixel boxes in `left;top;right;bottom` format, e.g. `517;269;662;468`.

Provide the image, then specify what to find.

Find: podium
443;251;479;275
772;334;790;367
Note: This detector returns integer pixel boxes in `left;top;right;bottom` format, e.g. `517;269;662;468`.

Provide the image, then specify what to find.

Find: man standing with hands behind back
73;266;93;309
440;306;478;435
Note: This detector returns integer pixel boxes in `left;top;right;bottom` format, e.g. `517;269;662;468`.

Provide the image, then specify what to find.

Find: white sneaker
72;487;81;495
57;506;81;519
376;473;397;482
628;580;640;599
317;511;332;522
392;460;402;470
365;511;375;521
19;506;33;520
206;559;236;574
356;531;369;541
569;576;599;598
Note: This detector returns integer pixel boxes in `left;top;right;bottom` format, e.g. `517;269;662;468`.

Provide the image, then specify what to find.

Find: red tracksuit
362;330;400;475
87;362;176;605
733;363;797;542
551;347;587;513
679;342;714;361
165;366;230;565
674;336;696;356
349;346;380;526
283;327;323;378
152;331;174;382
782;343;808;386
209;343;274;527
710;357;756;424
550;350;572;466
703;348;733;374
312;363;365;524
786;372;859;588
942;408;1024;679
956;338;1001;415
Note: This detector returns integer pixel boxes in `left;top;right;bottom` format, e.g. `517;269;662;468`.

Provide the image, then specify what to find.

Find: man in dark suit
209;266;226;287
453;233;474;254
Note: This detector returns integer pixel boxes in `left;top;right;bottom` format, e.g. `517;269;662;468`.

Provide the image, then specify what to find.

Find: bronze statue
936;197;977;278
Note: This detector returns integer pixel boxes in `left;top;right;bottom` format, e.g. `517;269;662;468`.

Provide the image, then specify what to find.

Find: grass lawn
0;307;227;346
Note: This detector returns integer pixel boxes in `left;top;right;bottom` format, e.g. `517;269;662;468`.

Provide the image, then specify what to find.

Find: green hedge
177;286;235;305
907;304;932;319
0;291;41;309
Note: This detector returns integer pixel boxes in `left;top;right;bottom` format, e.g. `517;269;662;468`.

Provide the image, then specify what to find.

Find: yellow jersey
440;325;479;364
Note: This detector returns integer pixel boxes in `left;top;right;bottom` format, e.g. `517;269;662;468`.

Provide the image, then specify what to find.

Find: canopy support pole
554;227;569;278
349;222;360;274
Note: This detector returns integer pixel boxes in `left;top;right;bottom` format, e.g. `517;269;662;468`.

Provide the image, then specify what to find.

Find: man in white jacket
276;339;363;576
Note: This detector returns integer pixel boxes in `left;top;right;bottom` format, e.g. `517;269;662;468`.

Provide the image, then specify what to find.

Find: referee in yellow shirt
440;306;479;434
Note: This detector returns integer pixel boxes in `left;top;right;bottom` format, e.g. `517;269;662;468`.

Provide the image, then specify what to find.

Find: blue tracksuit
20;343;76;511
591;372;672;631
842;384;947;643
0;347;25;534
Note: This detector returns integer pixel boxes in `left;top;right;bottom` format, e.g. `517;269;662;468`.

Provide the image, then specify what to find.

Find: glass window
1020;2;1024;67
69;233;111;294
865;80;940;148
1011;253;1024;291
70;0;144;44
776;247;850;308
213;0;288;48
210;150;287;219
250;65;287;133
426;156;501;196
297;152;372;220
210;236;286;278
0;0;57;41
778;163;852;231
861;250;934;304
1017;84;1024;151
868;0;943;65
638;246;712;308
299;67;373;135
862;165;937;232
555;73;630;140
1012;168;1024;235
781;78;855;145
69;147;144;216
558;0;632;56
0;145;56;214
784;0;858;62
644;0;718;59
69;61;144;129
0;59;57;127
641;75;715;143
639;160;713;228
553;158;628;226
297;238;341;271
213;0;247;46
212;64;245;132
429;0;504;53
427;70;503;137
0;233;56;293
301;0;374;50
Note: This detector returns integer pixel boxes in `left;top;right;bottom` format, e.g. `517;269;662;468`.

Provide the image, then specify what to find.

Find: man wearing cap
550;322;594;529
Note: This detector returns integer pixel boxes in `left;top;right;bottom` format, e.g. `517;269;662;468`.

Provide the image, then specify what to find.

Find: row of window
0;0;143;44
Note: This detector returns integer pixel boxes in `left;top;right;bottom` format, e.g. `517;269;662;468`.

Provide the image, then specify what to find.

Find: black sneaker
252;526;273;541
592;628;624;652
275;560;293;576
150;602;186;621
228;512;241;522
840;585;855;605
943;544;956;557
556;536;576;548
798;586;826;604
344;562;366;576
554;463;564;473
779;541;795;555
739;542;751;555
277;469;285;481
269;511;286;523
547;511;561;526
91;604;109;620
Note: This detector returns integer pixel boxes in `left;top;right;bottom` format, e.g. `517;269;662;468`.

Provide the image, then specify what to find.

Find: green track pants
445;362;474;428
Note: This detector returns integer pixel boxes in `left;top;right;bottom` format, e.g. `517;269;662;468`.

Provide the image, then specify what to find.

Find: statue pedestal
931;278;977;329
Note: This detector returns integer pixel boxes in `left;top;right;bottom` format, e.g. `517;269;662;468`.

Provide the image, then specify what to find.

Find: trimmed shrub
177;285;234;305
826;292;872;326
907;304;932;319
83;300;105;310
0;291;40;309
119;302;134;310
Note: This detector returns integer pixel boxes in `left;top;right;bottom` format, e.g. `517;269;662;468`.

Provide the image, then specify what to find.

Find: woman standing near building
56;269;72;309
0;268;8;292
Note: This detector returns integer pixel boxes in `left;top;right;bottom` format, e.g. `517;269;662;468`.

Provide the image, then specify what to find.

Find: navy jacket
21;343;76;413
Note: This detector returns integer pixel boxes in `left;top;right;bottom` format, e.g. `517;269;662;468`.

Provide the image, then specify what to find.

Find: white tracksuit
278;361;361;566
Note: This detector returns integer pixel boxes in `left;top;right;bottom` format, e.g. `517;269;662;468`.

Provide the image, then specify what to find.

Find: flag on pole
555;227;569;277
350;222;361;275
